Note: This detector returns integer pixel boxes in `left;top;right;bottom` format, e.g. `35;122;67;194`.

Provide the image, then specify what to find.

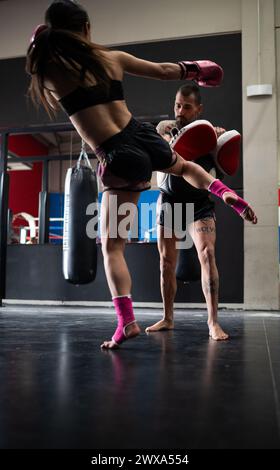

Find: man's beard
175;116;196;129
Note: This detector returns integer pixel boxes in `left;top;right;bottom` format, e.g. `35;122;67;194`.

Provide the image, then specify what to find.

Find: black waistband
95;118;142;157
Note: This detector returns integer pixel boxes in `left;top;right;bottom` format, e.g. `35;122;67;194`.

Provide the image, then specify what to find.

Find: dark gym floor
0;306;279;449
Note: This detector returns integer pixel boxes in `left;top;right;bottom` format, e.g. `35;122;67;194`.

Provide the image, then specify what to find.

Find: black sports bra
59;79;124;116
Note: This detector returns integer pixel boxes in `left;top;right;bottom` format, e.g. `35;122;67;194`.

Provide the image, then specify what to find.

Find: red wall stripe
8;135;48;217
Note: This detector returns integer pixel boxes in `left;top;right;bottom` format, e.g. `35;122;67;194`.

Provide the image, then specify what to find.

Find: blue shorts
95;118;177;191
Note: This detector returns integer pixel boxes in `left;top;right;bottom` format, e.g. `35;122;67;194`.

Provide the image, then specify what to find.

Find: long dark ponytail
26;1;110;114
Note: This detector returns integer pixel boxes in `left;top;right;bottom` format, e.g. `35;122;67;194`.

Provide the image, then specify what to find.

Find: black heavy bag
176;244;201;283
63;146;98;284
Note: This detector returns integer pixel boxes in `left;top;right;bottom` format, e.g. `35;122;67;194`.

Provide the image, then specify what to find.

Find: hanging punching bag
176;244;201;283
63;144;98;284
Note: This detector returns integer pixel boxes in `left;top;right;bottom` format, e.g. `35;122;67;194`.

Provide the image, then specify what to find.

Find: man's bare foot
100;322;141;349
208;322;229;341
222;192;257;224
145;319;174;333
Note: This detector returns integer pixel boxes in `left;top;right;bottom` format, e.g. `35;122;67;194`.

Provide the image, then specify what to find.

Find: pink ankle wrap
112;296;136;345
208;179;248;216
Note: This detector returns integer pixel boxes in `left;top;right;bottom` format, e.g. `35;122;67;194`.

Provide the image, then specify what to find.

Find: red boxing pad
213;130;241;176
170;119;217;161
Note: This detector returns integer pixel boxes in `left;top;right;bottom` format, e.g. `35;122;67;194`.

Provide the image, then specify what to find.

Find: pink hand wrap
112;296;136;345
208;179;248;216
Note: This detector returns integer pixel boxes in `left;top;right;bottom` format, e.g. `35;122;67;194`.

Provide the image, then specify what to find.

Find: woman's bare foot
222;192;257;224
145;319;174;333
208;322;229;341
101;322;141;349
242;205;258;224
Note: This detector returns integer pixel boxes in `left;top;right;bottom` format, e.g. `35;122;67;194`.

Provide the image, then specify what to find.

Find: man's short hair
177;81;201;105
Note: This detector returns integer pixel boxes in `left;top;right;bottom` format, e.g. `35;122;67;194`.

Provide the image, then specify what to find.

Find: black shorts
95;118;177;191
158;191;215;231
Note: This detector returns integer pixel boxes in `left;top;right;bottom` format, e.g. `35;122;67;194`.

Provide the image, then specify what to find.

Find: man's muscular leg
145;226;177;332
190;217;229;340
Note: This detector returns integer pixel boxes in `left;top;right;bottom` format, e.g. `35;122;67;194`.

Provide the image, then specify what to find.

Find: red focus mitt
170;119;217;161
213;130;241;176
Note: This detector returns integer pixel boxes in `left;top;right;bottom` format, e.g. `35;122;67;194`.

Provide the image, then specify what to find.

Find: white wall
276;0;280;185
242;0;279;309
84;0;242;46
276;0;280;25
0;0;241;59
